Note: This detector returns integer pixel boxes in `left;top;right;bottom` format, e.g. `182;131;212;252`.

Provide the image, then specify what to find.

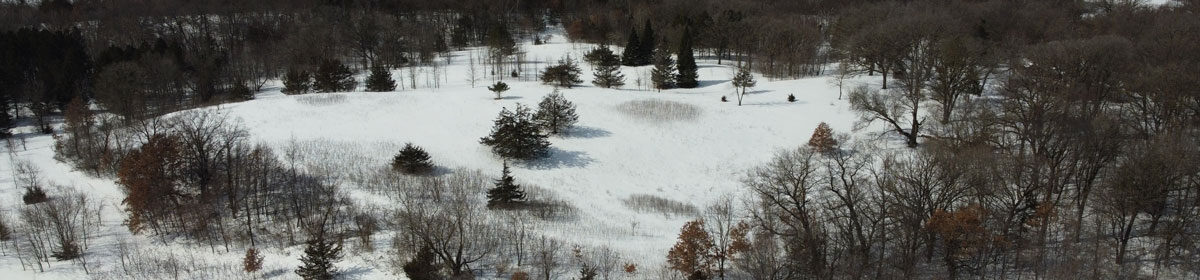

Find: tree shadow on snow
520;147;594;170
695;79;728;88
263;268;290;278
495;96;523;100
561;126;612;139
338;265;374;279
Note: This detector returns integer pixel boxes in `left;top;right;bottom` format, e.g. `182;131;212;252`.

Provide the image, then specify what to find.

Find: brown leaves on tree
244;248;264;273
667;219;715;278
117;134;186;234
807;122;837;153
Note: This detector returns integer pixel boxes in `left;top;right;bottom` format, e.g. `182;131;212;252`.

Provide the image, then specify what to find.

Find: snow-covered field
0;32;895;279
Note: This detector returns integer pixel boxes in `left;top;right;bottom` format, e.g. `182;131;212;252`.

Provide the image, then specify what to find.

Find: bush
313;59;355;93
282;68;311;95
22;186;48;205
365;65;396;92
392;143;434;175
807;122;837;153
244;248;264;273
622;194;698;217
788;94;796;102
231;82;254;100
403;246;440;280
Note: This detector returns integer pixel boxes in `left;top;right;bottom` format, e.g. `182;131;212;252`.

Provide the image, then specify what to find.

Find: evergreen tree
675;28;699;88
403;246;441;280
480;104;551;160
231;82;254;101
488;81;509;99
365;65;396;92
282;68;311;95
392;143;434;175
534;90;580;135
621;28;641;66
731;67;756;106
651;50;677;91
590;47;625;88
0;90;11;138
313;59;355;93
540;57;583;88
487;22;517;57
295;232;342;280
788;94;797;103
638;20;657;65
487;161;527;208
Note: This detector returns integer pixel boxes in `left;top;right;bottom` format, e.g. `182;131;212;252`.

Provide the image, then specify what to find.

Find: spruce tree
675;28;699;88
487;161;526;208
313;59;355;93
282;68;311;95
392;143;434;175
295;232;342;280
534;90;580;135
488;81;510;99
651;50;677;91
590;47;625;88
638;20;656;65
621;28;641;66
480;104;551;160
365;65;396;92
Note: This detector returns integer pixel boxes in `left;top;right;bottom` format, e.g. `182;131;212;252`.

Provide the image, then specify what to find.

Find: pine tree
590;47;625;88
365;65;396;92
392;143;434;175
313;59;355;93
651;50;677;91
403;246;441;280
295;232;342;280
488;81;509;99
540;57;583;88
534;90;579;135
638;20;656;66
807;122;838;153
244;248;264;273
676;28;699;88
621;28;641;66
282;68;311;95
788;94;797;103
487;162;527;208
731;67;756;106
231;82;254;101
480;104;551;160
487;22;517;57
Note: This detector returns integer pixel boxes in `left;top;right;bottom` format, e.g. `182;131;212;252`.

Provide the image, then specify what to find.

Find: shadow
745;89;771;95
339;265;374;279
695;80;728;88
520;147;594;169
561;126;612;139
263;268;290;278
495;96;523;100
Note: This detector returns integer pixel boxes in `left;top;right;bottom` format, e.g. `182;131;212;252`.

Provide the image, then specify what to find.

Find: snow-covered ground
0;32;896;279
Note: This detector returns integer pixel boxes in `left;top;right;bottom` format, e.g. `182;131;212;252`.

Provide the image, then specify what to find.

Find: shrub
282;68;311;95
807;122;837;153
787;94;796;102
540;57;583;88
244;248;264;273
22;186;48;205
480;104;551;160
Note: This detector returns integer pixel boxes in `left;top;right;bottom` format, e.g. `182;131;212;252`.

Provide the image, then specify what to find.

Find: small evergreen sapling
489;81;510;99
787;94;796;103
487;162;527;208
541;57;583;88
589;47;625;88
365;65;396;92
534;90;579;135
392;143;434;175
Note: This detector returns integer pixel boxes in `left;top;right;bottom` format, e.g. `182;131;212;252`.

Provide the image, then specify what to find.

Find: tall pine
590;47;625;88
651;49;677;91
487;161;526;208
313;59;355;93
365;65;396;92
621;28;641;66
676;27;699;88
638;20;656;66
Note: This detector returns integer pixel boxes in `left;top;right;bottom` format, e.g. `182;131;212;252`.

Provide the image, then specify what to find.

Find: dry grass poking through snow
296;93;349;106
622;194;698;217
615;99;702;122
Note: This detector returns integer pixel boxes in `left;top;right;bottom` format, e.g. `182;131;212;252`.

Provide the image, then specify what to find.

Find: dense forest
2;0;1200;279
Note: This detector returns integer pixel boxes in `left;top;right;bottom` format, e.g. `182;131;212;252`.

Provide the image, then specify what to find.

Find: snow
0;31;892;279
